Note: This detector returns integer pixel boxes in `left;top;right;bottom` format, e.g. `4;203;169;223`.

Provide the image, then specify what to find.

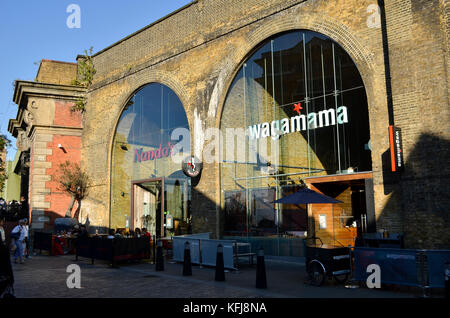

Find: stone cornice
29;125;84;140
13;80;86;108
8;119;21;136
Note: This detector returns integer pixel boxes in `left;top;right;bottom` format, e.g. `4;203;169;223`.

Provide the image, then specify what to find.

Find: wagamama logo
247;103;349;140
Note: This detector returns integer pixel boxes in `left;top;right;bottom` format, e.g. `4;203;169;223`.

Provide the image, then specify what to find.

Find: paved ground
10;254;426;298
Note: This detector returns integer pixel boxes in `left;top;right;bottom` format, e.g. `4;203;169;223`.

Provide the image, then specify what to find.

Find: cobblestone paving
11;255;419;298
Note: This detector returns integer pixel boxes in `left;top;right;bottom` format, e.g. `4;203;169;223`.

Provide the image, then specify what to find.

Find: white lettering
366;264;381;288
66;264;81;289
318;108;336;127
66;4;81;29
337;106;348;124
248;124;261;139
290;114;307;132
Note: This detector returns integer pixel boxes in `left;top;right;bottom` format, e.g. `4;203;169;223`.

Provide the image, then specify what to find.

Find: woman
11;219;26;264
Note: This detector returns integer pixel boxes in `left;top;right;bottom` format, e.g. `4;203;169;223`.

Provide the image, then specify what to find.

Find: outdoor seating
75;236;151;267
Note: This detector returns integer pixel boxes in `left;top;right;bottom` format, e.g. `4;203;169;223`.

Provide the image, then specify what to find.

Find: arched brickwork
212;11;377;130
103;69;191;226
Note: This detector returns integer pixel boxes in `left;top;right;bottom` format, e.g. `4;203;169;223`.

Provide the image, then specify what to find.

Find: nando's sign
134;142;175;163
247;103;349;140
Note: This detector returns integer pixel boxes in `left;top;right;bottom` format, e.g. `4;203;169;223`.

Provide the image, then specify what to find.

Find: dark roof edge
93;1;198;58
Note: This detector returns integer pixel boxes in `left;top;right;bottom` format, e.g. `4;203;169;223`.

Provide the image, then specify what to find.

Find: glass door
132;178;164;238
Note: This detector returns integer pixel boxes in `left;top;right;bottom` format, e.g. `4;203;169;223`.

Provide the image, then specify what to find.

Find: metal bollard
155;239;164;271
183;241;192;276
255;247;267;289
215;244;225;281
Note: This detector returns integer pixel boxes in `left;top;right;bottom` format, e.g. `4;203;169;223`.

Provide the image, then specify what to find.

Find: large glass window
111;83;191;233
220;30;371;256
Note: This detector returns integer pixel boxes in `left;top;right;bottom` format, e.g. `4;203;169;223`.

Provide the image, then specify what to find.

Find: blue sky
0;0;192;160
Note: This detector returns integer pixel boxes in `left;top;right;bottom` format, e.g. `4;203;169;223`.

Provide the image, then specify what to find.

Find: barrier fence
352;247;450;289
172;233;244;270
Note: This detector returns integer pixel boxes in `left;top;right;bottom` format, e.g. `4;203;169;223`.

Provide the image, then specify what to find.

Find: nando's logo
247;103;349;140
134;142;175;163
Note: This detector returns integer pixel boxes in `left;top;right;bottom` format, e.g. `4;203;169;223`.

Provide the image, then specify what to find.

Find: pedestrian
19;196;29;221
10;219;27;264
0;217;5;244
0;198;6;218
0;217;15;298
135;228;141;238
22;219;31;258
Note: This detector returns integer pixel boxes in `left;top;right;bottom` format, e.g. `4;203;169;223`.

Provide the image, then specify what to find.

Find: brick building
8;0;450;252
8;60;85;229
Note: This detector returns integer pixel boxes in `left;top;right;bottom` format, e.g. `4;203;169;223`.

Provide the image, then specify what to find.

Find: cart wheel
333;273;349;284
308;261;325;286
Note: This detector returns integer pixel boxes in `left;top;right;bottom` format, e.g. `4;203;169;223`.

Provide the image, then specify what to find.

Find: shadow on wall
380;133;450;249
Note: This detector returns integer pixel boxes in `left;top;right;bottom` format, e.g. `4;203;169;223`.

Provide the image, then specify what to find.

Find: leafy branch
71;47;96;112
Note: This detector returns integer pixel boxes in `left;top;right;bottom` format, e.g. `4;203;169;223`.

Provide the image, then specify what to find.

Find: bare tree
57;161;90;220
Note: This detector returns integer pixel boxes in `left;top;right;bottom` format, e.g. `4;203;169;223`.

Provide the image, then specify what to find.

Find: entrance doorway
132;178;164;238
131;177;191;239
305;172;374;247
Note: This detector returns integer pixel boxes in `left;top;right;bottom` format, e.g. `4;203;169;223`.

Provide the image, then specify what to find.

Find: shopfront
219;30;374;256
111;83;192;238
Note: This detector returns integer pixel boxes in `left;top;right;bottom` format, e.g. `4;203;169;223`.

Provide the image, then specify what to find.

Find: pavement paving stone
10;255;424;298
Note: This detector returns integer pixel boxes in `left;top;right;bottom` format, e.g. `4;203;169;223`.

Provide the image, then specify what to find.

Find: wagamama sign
247;103;349;140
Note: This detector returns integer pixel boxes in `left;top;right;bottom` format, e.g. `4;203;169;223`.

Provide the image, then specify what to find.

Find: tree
0;135;11;193
57;161;90;220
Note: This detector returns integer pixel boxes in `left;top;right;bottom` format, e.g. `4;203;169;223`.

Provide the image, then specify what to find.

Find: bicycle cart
303;237;351;286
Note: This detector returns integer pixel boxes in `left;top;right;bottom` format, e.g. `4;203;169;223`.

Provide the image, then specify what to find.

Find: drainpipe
378;0;395;125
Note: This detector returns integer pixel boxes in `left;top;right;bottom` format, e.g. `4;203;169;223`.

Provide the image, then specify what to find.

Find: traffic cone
215;244;225;281
155;239;164;271
183;241;192;276
255;247;267;289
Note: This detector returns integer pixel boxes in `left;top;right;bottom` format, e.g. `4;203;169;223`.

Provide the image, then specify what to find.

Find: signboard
319;214;327;229
389;125;403;172
247;103;349;140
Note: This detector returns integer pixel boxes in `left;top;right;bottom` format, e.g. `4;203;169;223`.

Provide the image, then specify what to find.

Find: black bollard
183;241;192;276
255;247;267;289
155;239;164;271
215;244;225;282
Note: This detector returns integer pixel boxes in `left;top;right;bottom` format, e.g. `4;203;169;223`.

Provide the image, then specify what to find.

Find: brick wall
36;60;78;86
80;0;449;248
44;134;82;219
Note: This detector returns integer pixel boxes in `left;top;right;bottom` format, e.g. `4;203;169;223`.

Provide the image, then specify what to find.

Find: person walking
0;217;14;297
11;219;27;264
22;219;30;258
19;196;29;220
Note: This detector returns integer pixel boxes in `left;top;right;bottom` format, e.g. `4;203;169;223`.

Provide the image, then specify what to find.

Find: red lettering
134;148;142;162
135;143;176;163
155;144;162;159
168;142;174;155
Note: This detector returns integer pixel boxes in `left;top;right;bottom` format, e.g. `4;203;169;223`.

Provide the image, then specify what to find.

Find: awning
272;187;342;204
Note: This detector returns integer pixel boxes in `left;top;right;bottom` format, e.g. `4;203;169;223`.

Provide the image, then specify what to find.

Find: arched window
111;83;191;235
219;30;371;254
